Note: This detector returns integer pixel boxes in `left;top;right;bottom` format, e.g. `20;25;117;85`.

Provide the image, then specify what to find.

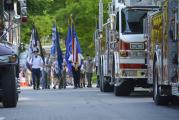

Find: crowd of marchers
19;49;98;90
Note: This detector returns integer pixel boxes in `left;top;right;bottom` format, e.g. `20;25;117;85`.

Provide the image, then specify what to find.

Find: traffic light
4;0;14;11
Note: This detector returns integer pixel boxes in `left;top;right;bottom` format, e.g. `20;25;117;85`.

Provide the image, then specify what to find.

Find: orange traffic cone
20;77;28;87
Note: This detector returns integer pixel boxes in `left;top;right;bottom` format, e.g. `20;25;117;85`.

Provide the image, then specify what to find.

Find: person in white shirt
80;63;85;88
29;50;43;90
68;53;84;88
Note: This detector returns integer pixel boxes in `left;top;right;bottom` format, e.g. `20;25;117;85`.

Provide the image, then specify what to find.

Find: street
0;87;179;120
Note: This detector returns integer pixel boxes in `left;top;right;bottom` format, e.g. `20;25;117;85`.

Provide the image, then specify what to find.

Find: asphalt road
0;87;179;120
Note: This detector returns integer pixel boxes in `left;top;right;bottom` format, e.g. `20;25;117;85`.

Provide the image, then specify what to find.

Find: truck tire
100;70;104;92
153;63;169;105
170;96;179;105
102;77;113;92
2;65;17;108
114;80;133;96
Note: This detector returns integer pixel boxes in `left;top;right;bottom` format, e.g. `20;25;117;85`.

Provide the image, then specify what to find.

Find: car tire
2;65;17;108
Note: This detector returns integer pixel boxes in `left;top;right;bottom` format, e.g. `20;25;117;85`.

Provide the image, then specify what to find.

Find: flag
56;32;63;70
74;31;81;53
51;23;63;70
29;25;38;53
26;24;45;71
65;17;82;72
50;23;56;56
37;28;45;64
71;24;78;63
26;25;38;71
65;25;72;73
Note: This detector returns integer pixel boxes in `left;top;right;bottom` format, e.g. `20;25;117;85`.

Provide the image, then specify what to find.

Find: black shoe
53;86;56;89
33;86;36;90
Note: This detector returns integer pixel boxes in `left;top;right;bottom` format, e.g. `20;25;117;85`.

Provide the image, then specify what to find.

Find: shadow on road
129;90;153;98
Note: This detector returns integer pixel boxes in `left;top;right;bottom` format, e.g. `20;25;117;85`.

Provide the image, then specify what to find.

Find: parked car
0;41;19;108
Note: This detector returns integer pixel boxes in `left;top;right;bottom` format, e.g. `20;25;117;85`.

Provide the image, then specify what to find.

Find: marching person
84;55;94;88
80;63;85;88
52;55;62;89
62;58;67;89
29;48;43;90
68;53;84;89
44;54;52;89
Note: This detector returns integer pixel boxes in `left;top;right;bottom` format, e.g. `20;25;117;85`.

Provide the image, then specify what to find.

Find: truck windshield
121;8;148;34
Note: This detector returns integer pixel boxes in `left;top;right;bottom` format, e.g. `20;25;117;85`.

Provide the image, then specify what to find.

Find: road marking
0;117;6;120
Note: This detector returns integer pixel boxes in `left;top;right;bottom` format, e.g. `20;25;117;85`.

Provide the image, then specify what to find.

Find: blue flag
65;25;72;73
51;23;63;70
56;31;63;70
50;24;56;56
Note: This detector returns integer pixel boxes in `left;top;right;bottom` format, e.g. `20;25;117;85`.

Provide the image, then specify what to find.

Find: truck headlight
9;55;17;63
120;51;128;57
0;55;17;63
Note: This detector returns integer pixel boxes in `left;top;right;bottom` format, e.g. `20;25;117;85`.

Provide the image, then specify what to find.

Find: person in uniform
30;49;43;90
68;53;84;89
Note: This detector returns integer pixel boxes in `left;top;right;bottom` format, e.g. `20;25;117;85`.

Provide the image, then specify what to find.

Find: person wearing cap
29;49;43;90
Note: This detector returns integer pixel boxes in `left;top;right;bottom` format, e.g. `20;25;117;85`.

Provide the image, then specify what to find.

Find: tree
22;0;110;56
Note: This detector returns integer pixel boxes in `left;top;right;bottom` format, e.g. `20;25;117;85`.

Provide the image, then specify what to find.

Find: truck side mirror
13;15;21;23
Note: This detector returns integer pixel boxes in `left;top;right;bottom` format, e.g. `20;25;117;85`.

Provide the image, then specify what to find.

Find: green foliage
22;0;111;56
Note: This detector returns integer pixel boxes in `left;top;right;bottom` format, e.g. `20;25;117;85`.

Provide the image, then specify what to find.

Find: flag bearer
68;53;84;89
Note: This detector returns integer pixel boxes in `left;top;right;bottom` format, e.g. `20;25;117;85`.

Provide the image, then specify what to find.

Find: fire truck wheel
100;74;104;92
114;80;133;96
170;96;179;105
2;65;17;108
102;77;113;92
153;63;169;105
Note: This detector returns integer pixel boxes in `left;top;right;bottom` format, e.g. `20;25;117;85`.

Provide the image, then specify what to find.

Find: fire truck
0;0;27;108
144;0;179;105
95;0;159;96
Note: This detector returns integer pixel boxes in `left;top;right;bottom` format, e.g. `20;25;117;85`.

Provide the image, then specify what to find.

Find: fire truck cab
96;0;159;96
